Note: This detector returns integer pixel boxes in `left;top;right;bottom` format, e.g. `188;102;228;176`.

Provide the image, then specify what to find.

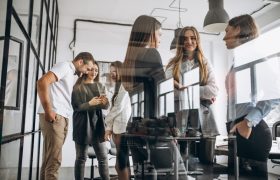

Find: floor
57;158;280;180
0;160;279;179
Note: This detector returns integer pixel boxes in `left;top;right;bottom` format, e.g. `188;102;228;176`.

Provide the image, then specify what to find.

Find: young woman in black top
72;61;110;180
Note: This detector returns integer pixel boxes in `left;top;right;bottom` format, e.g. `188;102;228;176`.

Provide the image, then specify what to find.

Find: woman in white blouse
104;61;132;180
166;26;219;163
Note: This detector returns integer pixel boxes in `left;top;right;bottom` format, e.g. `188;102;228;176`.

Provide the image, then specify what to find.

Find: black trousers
236;120;272;161
228;119;272;177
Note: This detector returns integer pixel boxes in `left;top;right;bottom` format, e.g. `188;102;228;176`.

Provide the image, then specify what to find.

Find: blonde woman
166;26;219;163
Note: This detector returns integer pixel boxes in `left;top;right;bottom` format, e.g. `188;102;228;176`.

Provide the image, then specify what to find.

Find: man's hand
230;119;252;139
104;130;112;141
45;111;57;123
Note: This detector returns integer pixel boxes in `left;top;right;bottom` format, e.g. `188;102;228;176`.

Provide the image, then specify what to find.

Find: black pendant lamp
203;0;229;33
170;0;184;52
170;28;182;51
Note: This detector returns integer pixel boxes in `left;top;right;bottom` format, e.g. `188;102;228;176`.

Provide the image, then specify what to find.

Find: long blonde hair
166;26;208;85
122;15;161;92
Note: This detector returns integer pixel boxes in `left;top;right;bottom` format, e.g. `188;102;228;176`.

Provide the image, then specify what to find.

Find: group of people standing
37;13;276;180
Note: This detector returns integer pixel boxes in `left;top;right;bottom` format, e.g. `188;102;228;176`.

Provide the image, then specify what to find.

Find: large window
234;26;280;126
131;91;144;118
158;78;174;116
0;0;59;179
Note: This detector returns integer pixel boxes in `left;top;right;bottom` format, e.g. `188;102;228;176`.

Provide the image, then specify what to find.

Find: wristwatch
246;120;253;128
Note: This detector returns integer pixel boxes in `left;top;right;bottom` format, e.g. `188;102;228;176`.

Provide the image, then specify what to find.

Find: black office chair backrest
271;120;280;167
272;120;280;140
150;142;173;169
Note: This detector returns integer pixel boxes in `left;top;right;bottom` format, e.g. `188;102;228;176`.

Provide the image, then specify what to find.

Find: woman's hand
104;130;112;141
211;97;216;103
174;80;187;91
100;95;109;105
89;97;102;106
230;119;252;139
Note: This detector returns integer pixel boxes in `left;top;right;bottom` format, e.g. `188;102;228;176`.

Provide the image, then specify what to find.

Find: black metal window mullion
42;0;50;71
1;0;58;179
0;0;13;155
48;37;53;70
51;0;55;33
137;93;141;117
54;12;59;64
158;94;165;116
35;1;45;178
15;0;35;178
43;0;55;44
250;65;257;104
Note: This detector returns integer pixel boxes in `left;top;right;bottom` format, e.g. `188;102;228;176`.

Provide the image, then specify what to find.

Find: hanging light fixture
170;0;183;52
203;0;229;33
170;28;182;51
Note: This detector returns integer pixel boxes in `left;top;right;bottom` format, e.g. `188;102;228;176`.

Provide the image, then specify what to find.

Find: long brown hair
122;15;161;92
166;26;208;85
110;61;123;106
73;61;100;94
228;14;259;44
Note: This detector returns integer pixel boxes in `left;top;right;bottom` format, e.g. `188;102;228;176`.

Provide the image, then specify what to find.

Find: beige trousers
39;114;68;180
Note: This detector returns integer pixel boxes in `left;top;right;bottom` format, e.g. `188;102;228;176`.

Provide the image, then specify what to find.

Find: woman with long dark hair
71;61;110;180
104;61;132;180
122;15;165;118
122;15;187;180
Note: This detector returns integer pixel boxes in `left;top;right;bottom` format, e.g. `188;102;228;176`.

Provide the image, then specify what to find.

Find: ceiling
57;0;277;32
56;0;279;62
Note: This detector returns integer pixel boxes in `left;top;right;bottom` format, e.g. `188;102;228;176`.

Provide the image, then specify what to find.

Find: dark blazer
71;82;109;145
134;48;165;118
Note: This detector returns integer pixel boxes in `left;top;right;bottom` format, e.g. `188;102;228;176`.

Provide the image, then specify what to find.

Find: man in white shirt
37;52;94;180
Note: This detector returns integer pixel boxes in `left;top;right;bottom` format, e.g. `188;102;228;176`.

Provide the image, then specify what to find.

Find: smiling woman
71;60;110;180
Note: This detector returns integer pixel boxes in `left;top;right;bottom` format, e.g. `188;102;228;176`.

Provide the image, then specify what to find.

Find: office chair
85;146;101;180
271;120;280;168
130;138;177;179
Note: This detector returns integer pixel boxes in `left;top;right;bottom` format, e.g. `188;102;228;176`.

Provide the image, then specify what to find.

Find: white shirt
105;84;132;134
38;61;77;118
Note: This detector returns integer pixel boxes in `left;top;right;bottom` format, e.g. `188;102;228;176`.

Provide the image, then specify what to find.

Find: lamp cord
178;0;183;28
